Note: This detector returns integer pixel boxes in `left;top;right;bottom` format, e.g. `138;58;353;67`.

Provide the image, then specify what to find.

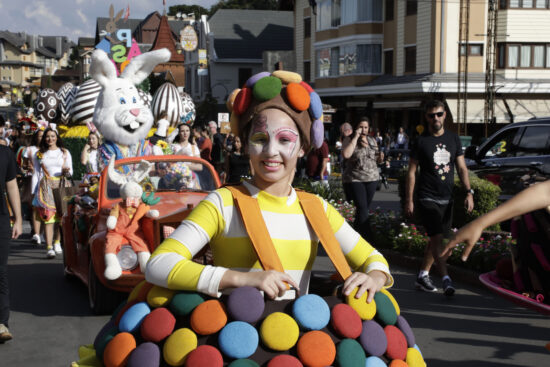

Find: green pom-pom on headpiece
252;76;282;102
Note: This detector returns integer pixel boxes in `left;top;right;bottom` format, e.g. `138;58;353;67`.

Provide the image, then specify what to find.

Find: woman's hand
221;270;300;299
343;270;387;303
441;221;484;261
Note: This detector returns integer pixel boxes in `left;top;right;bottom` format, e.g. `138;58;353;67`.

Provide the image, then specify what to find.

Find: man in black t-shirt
405;100;474;297
0;145;22;343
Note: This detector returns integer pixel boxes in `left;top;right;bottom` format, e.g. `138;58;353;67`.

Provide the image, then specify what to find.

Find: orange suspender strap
225;185;352;282
225;185;285;273
296;190;352;281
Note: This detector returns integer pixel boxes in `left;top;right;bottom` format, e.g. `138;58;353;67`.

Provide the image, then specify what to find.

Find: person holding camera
341;117;384;241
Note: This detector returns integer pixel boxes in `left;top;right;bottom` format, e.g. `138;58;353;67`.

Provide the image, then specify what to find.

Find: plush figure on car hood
90;48;171;170
104;158;160;280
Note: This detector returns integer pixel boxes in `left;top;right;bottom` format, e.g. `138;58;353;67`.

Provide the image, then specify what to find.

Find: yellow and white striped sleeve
145;190;228;296
322;198;393;288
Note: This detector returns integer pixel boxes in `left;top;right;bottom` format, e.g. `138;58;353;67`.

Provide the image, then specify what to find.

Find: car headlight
116;245;138;271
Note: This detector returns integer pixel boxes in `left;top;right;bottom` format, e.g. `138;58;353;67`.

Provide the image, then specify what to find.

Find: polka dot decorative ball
77;285;424;367
35;88;59;122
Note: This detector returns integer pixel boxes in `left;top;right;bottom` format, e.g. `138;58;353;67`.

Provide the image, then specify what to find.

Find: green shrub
452;174;501;231
293;175;347;203
62;137;87;180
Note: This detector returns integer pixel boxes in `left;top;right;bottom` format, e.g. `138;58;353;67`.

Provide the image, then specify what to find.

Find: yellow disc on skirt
147;285;176;308
163;328;197;366
406;347;427;367
345;288;377;320
260;312;300;351
272;70;302;84
380;288;400;316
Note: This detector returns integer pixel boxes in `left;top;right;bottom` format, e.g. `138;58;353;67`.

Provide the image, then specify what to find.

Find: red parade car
61;155;220;314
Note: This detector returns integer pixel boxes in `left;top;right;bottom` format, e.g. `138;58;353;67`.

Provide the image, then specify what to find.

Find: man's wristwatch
466;188;474;195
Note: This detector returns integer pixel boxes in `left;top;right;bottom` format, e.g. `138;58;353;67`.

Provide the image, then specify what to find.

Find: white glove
106;215;117;230
146;209;159;218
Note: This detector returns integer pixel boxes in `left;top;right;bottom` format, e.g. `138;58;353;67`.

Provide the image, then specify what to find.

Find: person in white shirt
80;132;101;174
396;127;408;149
171;123;200;157
26;129;44;245
32;128;73;259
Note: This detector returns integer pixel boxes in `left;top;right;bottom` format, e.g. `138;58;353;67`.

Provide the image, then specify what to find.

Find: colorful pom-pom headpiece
226;70;324;149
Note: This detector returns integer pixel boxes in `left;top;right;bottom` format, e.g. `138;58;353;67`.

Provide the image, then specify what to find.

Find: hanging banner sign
198;49;208;76
181;25;198;52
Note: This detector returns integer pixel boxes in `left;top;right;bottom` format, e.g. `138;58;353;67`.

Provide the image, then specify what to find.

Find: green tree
168;4;210;19
209;0;278;14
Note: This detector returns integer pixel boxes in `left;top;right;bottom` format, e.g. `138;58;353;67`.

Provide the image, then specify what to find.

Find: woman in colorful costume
31;127;73;259
146;71;392;301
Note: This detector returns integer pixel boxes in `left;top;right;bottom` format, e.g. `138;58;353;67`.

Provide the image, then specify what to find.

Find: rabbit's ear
109;4;114;19
131;160;153;183
107;157;127;186
120;48;171;85
114;8;124;22
90;49;117;88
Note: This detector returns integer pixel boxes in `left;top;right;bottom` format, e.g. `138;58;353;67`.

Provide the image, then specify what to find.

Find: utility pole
484;0;498;138
457;0;471;136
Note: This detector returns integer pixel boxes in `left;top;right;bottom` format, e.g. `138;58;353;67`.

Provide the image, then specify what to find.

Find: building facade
0;32;73;91
184;9;294;107
294;0;550;140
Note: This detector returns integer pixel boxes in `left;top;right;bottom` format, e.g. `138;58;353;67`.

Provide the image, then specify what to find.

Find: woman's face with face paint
247;108;304;193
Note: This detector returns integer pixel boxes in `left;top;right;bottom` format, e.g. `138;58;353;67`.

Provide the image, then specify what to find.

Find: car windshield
106;158;217;200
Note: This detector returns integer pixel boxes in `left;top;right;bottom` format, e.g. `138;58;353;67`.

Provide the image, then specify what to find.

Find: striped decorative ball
56;82;74;125
152;83;183;128
71;79;101;125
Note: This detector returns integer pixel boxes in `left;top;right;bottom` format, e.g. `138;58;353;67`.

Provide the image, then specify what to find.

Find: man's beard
431;121;443;132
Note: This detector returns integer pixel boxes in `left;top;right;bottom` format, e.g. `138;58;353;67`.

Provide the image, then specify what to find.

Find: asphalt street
1;183;549;366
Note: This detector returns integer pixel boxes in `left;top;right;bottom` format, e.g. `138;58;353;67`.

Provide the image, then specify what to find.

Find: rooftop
208;9;293;60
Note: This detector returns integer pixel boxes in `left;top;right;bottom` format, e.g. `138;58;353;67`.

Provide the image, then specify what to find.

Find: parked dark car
465;118;550;200
384;149;410;179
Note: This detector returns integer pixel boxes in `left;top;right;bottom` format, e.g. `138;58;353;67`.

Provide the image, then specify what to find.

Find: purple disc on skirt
127;342;160;367
359;320;387;357
246;72;271;88
396;315;415;347
227;286;265;323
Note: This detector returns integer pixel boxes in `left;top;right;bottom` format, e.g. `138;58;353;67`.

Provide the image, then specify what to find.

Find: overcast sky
0;0;218;42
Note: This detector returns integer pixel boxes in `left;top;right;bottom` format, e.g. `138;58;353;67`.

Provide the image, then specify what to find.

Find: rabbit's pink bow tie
125;197;140;208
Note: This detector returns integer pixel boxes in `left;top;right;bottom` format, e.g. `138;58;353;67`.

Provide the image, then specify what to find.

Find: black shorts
418;200;453;237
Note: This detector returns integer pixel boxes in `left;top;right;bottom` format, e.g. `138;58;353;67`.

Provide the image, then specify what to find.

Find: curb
379;248;482;288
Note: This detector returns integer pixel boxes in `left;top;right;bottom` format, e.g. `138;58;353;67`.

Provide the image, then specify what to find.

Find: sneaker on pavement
54;242;62;254
0;323;12;343
443;278;455;297
415;275;438;292
32;234;41;245
46;248;56;259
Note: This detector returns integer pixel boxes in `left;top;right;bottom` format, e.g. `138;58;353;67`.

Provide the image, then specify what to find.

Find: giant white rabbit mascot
104;158;160;280
90;48;171;170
